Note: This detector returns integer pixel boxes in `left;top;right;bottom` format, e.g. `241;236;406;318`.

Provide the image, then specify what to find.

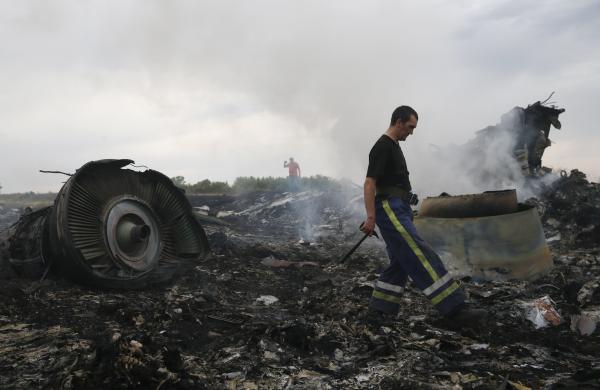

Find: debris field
1;169;600;389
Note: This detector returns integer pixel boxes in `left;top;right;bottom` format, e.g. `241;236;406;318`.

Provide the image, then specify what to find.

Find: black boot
439;304;489;330
362;309;396;327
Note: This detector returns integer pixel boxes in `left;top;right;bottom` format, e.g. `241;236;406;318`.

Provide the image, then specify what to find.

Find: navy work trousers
369;196;466;316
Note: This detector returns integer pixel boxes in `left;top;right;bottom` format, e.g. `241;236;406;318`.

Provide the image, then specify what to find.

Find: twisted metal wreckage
414;98;564;280
1;159;210;289
476;96;565;176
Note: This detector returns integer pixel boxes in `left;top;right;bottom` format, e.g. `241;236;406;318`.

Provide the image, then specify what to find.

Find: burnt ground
2;173;600;389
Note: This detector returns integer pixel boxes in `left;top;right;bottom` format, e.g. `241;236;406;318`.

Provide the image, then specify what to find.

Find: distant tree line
170;175;342;194
0;192;56;208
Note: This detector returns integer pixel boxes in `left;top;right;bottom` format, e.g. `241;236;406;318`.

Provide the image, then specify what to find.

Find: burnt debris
2;178;600;388
449;99;567;196
537;169;600;248
416;190;552;280
472;99;565;176
1;159;209;289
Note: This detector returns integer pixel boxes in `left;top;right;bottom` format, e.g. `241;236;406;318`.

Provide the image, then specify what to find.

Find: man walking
362;105;484;326
284;157;301;192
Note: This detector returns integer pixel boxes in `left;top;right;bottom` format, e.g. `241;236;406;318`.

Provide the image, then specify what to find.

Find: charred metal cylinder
415;190;551;281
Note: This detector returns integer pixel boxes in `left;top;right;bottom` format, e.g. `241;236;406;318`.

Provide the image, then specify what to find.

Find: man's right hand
361;217;376;236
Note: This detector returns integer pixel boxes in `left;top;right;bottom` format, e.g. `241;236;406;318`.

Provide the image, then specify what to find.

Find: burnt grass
2;176;600;389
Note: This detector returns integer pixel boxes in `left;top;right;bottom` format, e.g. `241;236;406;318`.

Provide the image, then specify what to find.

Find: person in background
284;157;301;192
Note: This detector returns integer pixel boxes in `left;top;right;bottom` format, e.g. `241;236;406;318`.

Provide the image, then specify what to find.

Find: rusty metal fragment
415;191;552;280
4;159;210;289
419;189;518;218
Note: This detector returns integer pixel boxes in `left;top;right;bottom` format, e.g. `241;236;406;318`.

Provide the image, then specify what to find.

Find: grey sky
1;0;599;194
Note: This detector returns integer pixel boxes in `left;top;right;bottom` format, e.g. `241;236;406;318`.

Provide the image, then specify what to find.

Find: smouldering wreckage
2;100;600;389
416;189;552;281
470;95;565;177
435;96;567;195
2;159;210;289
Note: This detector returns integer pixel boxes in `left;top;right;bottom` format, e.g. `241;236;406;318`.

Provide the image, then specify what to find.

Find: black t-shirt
366;135;412;191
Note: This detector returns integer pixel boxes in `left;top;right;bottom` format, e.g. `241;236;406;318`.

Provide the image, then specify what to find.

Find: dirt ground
2;174;600;389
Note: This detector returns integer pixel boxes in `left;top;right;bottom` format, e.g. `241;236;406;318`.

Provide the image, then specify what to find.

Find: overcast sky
1;0;599;194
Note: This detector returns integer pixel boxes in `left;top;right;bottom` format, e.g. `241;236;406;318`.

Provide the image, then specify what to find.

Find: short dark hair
390;105;418;126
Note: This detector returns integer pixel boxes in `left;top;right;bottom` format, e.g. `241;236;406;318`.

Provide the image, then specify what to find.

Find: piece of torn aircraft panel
415;192;552;281
4;159;210;289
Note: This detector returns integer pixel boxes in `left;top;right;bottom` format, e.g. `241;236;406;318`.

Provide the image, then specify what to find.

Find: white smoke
0;1;598;192
409;112;560;201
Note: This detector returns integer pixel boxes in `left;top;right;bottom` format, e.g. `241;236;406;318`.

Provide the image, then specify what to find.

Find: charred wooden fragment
3;159;209;289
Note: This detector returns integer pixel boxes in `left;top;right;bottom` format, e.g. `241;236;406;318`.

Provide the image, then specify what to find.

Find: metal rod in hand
339;233;370;263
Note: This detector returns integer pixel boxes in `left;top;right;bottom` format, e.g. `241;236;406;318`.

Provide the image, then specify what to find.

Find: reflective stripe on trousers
368;196;465;316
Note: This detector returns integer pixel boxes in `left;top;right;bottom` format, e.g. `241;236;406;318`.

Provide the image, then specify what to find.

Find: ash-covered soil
2;172;600;389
